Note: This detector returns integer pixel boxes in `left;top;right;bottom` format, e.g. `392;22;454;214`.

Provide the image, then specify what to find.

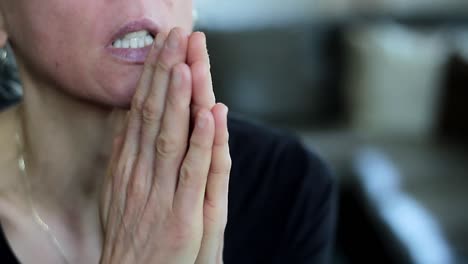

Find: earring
0;48;7;65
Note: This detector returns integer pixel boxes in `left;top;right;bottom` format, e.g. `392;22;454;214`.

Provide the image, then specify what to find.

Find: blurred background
193;0;468;263
1;0;468;263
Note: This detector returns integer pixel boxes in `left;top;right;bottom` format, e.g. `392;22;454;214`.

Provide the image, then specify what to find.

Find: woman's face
0;0;193;107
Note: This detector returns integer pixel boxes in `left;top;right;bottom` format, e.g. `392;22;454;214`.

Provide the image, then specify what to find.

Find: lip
106;18;160;64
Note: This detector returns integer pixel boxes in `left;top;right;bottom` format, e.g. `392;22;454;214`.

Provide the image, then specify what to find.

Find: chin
105;84;136;109
97;69;141;109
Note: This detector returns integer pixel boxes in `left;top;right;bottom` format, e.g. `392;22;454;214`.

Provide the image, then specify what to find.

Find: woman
0;0;336;263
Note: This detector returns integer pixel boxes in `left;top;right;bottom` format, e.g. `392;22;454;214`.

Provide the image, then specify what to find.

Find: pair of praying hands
100;28;230;264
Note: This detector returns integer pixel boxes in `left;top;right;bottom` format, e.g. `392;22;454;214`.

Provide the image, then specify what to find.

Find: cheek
173;1;194;30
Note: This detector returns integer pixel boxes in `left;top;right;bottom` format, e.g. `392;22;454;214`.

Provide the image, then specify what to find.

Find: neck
16;65;126;214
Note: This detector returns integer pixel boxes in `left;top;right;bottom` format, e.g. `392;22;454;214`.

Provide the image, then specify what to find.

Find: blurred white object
345;23;449;139
355;147;455;264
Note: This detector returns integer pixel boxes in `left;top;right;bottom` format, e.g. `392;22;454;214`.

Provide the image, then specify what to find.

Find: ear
0;9;8;48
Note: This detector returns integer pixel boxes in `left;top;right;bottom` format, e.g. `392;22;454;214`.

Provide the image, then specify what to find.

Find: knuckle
156;59;171;74
204;203;228;233
155;133;179;158
127;173;149;201
190;137;211;152
142;101;161;125
223;155;232;171
210;167;231;179
166;95;181;112
131;94;145;113
179;163;193;186
179;162;202;190
167;89;188;111
145;59;158;71
210;156;232;177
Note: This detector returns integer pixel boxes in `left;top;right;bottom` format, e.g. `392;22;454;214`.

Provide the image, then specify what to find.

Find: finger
150;63;192;204
187;31;209;66
206;103;231;213
128;28;188;208
113;32;166;199
187;32;216;116
173;109;215;217
139;28;188;170
195;103;230;264
131;32;168;114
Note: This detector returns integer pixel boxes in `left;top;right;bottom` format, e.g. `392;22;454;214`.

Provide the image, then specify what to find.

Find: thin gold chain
15;133;71;264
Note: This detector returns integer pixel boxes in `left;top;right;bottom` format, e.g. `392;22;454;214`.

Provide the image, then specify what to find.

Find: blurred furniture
344;23;448;139
205;26;344;125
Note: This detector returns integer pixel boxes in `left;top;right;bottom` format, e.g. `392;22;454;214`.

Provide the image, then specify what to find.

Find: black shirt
0;115;337;263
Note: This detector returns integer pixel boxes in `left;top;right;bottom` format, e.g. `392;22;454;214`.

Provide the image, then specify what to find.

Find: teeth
145;35;154;46
138;38;145;48
130;38;138;48
123;30;148;39
122;39;130;48
112;30;154;49
114;39;122;48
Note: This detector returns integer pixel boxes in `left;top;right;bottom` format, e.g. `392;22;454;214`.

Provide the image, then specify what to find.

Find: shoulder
227;113;298;165
224;114;336;263
227;113;332;184
226;113;335;210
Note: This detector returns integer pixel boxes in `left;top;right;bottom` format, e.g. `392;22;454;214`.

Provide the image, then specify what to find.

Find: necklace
15;133;71;264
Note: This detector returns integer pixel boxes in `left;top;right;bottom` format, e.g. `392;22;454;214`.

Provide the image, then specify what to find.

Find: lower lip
106;46;152;64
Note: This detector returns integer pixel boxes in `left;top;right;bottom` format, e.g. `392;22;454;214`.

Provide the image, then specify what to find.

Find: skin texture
0;0;230;263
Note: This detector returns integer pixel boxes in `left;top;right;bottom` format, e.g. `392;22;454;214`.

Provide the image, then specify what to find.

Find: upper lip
108;18;160;46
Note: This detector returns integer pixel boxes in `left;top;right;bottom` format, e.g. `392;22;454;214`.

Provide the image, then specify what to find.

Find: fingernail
200;32;207;47
167;29;179;49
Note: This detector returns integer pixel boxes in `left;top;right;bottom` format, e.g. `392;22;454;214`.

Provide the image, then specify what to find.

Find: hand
99;28;231;264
